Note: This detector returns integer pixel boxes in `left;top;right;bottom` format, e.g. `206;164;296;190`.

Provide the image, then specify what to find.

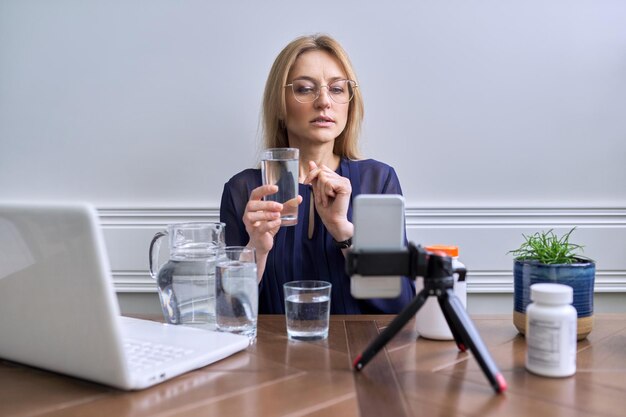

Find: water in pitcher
156;258;217;328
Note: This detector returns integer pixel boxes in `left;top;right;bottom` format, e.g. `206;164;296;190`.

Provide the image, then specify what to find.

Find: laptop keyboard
124;339;195;372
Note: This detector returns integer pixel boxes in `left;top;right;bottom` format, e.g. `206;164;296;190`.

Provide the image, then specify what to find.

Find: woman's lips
310;116;335;127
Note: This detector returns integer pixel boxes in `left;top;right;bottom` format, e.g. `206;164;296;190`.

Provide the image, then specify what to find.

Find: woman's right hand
243;184;284;255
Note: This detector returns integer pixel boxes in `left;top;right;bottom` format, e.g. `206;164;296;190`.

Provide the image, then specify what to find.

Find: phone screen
350;194;405;299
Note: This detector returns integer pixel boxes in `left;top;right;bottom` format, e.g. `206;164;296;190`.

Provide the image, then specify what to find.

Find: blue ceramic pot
513;258;595;340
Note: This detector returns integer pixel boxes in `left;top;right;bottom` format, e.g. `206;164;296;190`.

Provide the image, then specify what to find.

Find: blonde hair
262;34;363;159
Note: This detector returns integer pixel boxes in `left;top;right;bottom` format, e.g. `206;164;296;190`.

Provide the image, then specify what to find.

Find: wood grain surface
1;314;625;417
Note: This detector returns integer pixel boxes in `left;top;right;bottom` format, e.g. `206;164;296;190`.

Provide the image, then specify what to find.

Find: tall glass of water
215;247;258;341
283;280;332;341
261;148;299;226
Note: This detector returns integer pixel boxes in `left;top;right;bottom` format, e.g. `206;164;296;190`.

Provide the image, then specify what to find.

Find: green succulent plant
509;227;584;264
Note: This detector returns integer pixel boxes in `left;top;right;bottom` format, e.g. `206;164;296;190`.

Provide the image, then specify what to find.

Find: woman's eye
296;86;315;95
329;86;345;94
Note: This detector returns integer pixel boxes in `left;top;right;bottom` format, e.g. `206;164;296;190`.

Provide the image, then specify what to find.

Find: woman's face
284;50;349;149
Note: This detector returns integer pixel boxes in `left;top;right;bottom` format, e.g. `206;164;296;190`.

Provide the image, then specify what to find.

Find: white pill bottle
415;245;467;340
525;283;577;377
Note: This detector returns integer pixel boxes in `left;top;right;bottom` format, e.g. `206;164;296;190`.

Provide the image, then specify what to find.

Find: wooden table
2;314;626;417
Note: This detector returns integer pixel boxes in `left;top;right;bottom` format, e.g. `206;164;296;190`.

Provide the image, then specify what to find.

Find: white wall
1;1;625;313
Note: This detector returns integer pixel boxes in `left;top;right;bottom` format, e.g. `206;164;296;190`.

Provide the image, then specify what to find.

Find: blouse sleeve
357;159;404;196
220;184;244;246
381;166;403;195
219;170;260;247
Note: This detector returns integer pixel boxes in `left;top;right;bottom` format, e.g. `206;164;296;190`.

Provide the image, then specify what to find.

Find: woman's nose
314;87;332;108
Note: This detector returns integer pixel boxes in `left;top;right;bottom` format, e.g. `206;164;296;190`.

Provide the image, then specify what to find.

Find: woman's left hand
303;161;354;241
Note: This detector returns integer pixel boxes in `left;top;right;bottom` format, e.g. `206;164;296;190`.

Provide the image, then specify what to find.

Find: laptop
0;201;250;390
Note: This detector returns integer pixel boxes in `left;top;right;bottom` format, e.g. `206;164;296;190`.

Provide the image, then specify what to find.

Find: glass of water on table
261;148;299;226
215;247;258;341
283;281;332;341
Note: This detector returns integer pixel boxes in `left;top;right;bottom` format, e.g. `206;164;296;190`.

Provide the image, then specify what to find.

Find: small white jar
415;245;467;340
525;283;577;377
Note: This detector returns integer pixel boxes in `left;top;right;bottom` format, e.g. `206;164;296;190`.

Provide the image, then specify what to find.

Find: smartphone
350;194;406;299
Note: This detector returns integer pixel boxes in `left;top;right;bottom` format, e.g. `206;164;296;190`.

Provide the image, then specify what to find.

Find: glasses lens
289;80;356;104
291;80;318;103
328;80;355;104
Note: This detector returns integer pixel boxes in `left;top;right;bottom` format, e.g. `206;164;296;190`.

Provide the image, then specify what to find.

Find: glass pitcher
149;222;225;328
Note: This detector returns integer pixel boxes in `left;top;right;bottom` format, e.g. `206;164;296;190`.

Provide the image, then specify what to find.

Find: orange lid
425;245;459;257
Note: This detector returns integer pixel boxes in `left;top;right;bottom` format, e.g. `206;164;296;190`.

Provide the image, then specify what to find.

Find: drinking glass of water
215;247;258;341
261;148;299;226
283;280;332;341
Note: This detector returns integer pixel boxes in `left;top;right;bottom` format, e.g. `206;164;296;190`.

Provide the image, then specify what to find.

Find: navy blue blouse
219;158;415;314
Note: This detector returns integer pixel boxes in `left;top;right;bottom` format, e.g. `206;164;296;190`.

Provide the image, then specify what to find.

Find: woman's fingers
283;195;302;208
304;161;352;209
315;165;341;207
245;185;303;233
245;209;280;225
250;184;279;201
244;201;282;236
252;217;282;233
246;199;283;213
246;185;282;211
244;185;282;230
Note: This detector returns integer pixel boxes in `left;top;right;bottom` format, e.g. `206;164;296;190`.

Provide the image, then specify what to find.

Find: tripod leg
436;293;466;351
353;289;430;370
439;289;508;394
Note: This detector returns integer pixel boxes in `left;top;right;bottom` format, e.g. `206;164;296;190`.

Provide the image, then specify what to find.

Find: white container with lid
415;245;467;340
525;283;577;377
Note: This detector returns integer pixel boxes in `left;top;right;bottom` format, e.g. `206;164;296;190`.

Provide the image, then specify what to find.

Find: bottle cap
530;283;573;305
425;245;459;257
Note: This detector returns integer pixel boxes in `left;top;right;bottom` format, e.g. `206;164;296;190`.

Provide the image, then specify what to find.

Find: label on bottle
526;316;576;375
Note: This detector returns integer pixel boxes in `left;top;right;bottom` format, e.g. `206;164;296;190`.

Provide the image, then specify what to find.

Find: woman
220;34;415;314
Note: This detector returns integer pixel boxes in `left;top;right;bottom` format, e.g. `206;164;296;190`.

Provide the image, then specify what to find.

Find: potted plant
509;228;595;340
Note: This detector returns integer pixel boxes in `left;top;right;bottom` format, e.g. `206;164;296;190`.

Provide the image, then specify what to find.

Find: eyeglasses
284;79;358;104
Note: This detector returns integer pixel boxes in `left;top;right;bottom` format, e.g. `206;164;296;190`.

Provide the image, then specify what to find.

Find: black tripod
346;243;508;394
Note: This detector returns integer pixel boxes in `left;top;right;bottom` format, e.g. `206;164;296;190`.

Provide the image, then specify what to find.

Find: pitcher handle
149;231;167;279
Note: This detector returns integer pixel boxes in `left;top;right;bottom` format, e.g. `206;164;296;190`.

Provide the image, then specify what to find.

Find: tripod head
345;242;462;287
